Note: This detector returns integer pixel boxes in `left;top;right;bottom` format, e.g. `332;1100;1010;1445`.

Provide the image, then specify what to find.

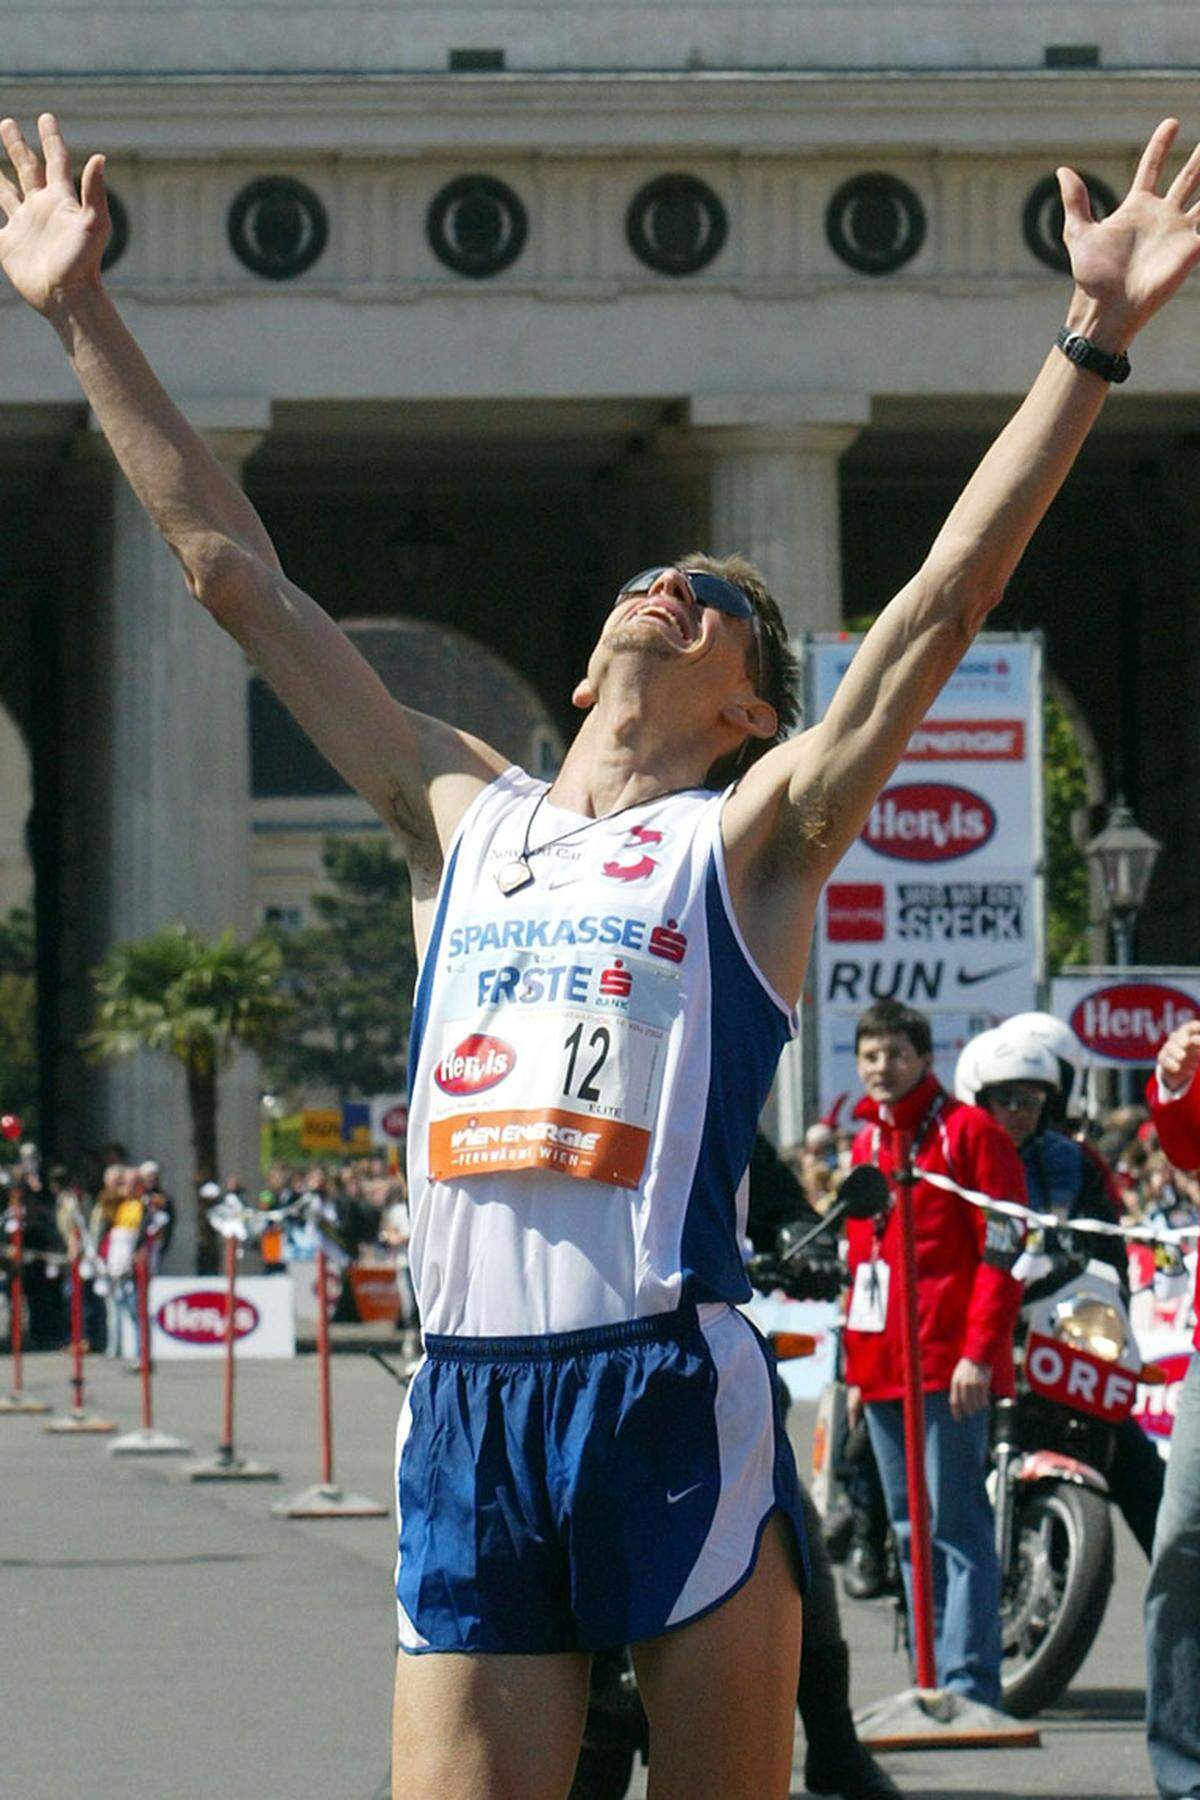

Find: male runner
4;111;1200;1800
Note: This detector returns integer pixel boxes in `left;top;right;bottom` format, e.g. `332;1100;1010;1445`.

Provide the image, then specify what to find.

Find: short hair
676;551;802;788
854;1000;933;1058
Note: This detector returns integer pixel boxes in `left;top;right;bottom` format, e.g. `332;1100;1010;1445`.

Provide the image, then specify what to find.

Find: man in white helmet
973;1027;1164;1558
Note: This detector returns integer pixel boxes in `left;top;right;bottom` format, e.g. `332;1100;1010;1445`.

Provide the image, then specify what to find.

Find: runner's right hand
0;113;110;317
1157;1020;1200;1093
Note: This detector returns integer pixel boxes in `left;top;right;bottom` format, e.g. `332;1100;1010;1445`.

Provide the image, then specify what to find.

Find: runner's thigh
392;1648;590;1800
631;1511;802;1800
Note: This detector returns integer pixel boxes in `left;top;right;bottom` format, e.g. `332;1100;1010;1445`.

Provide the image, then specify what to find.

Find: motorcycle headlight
1052;1294;1128;1363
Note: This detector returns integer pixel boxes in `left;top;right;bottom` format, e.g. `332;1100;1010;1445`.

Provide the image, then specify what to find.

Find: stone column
90;403;268;1265
690;393;870;638
684;395;869;1147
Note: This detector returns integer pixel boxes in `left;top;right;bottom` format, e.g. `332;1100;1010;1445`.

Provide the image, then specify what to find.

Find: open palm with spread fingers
0;112;109;317
1060;118;1200;340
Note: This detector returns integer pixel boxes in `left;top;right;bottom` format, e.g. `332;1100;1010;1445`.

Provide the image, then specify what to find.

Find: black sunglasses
616;566;763;694
988;1085;1049;1112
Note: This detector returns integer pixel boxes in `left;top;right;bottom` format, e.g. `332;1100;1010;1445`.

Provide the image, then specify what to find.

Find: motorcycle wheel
567;1743;635;1800
1000;1480;1114;1718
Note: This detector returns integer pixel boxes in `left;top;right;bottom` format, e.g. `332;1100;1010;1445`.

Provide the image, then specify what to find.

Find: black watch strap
1055;326;1131;384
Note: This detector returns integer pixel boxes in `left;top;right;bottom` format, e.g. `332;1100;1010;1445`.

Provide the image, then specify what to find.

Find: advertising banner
808;635;1042;1118
368;1093;409;1148
1049;967;1200;1069
148;1276;296;1359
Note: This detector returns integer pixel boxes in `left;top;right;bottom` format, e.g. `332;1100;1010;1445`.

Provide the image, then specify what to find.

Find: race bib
426;949;681;1190
848;1259;890;1333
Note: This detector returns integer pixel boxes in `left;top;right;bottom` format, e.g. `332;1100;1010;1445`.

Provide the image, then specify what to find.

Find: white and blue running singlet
406;767;797;1337
396;766;809;1654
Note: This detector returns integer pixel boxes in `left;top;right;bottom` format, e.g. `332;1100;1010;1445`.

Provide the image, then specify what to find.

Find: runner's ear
721;694;777;742
572;675;597;711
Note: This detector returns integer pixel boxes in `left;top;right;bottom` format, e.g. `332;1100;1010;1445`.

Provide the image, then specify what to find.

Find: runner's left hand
1060;118;1200;345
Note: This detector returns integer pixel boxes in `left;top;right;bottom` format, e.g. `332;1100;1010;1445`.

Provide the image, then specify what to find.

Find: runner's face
855;1032;932;1106
601;567;758;693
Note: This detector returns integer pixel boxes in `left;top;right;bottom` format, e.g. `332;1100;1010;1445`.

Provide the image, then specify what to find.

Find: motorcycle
569;1167;888;1800
993;1249;1167;1717
808;1230;1171;1718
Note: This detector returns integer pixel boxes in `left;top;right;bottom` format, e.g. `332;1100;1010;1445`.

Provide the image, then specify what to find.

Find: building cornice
9;70;1200;155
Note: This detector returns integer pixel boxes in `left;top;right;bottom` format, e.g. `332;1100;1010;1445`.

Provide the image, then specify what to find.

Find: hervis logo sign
862;783;996;863
1069;983;1200;1064
155;1289;261;1347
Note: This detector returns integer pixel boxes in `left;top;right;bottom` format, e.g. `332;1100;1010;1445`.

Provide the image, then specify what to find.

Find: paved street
5;1349;1157;1799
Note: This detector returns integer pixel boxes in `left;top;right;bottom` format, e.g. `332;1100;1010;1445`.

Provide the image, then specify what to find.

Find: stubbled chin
607;627;678;659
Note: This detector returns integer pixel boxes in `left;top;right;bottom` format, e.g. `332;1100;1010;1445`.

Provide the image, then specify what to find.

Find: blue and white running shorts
394;1301;809;1655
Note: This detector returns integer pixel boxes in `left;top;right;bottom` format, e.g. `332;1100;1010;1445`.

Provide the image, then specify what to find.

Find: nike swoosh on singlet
956;961;1024;987
666;1482;703;1505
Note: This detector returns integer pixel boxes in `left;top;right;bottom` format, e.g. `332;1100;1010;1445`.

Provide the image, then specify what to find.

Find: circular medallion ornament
426;175;528;279
626;174;728;277
228;176;328;281
1023;172;1118;273
101;188;130;273
826;173;927;276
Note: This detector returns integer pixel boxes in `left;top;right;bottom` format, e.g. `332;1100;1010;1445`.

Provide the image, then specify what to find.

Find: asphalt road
4;1350;1158;1799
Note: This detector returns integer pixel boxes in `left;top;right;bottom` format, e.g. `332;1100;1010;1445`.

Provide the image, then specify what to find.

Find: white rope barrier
916;1167;1200;1246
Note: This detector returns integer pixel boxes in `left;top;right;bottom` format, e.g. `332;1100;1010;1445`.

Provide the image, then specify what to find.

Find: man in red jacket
1144;1019;1200;1800
844;999;1026;1705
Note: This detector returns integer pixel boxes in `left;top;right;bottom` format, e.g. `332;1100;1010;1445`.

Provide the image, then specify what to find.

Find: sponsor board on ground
148;1277;295;1359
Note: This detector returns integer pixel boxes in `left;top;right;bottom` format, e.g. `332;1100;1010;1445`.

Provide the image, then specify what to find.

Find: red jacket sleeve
1147;1074;1200;1173
955;1109;1027;1370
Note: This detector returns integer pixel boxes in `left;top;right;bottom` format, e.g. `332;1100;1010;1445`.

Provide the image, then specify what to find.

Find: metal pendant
496;858;535;896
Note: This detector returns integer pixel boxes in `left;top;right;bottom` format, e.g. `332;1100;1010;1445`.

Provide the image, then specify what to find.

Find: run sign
805;634;1043;1117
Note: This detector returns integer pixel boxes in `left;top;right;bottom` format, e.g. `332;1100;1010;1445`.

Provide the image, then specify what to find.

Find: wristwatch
1055;326;1131;384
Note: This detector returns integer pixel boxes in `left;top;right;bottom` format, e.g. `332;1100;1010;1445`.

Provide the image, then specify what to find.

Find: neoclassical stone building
6;3;1200;1221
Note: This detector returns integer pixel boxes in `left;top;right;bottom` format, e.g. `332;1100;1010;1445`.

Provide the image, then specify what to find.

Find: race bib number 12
426;970;674;1189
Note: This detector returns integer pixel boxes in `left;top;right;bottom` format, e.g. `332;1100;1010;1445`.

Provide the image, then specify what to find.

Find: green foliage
262;837;417;1101
1043;693;1090;974
0;906;38;1150
87;925;290;1075
0;904;34;977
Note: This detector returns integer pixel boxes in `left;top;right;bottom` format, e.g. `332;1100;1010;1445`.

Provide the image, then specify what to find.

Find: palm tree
87;926;291;1262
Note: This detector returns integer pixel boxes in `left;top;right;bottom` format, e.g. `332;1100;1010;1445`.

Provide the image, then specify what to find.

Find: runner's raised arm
0;113;504;906
723;118;1200;1001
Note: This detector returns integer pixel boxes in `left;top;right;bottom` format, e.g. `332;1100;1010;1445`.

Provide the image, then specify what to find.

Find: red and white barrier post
46;1235;116;1434
274;1242;386;1519
894;1144;938;1691
0;1192;49;1415
109;1246;191;1456
854;1137;1039;1753
187;1209;277;1482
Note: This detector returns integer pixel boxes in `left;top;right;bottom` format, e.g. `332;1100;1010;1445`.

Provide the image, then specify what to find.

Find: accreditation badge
848;1258;890;1333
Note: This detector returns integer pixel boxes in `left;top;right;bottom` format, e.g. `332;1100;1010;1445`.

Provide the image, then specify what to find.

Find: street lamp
1085;797;1162;967
1085;797;1162;1101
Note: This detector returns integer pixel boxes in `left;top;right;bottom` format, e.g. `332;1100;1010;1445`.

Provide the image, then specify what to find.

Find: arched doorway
249;618;565;927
